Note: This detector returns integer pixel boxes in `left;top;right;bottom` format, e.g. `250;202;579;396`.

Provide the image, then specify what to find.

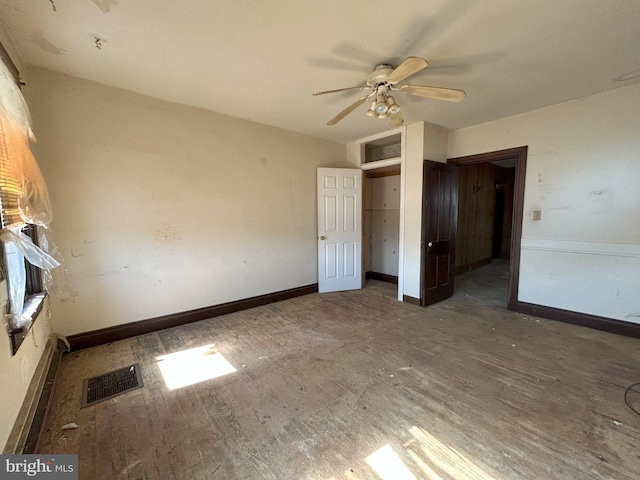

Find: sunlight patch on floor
366;444;417;480
156;344;237;390
404;426;500;480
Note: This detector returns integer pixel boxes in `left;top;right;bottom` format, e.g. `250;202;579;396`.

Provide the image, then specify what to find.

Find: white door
317;167;362;293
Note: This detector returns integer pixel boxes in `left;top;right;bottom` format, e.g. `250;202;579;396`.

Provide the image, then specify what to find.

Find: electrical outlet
533;210;542;221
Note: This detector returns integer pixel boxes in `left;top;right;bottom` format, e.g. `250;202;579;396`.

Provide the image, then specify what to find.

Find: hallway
453;259;510;310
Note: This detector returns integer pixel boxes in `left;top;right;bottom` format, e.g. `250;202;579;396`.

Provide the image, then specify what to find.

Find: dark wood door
421;160;458;306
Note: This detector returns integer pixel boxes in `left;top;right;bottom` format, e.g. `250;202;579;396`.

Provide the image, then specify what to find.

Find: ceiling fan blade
327;95;371;126
313;85;371;96
397;85;466;102
389;111;404;128
386;56;428;84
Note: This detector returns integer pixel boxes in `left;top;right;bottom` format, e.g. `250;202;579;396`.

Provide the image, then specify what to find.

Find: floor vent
82;364;143;408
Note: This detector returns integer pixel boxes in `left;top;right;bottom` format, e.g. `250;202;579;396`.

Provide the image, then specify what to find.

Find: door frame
447;146;528;311
354;127;406;301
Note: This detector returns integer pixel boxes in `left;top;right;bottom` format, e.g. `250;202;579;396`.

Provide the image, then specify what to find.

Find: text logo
0;455;78;479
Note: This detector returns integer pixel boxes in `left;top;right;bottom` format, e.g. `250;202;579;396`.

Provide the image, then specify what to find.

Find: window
0;46;48;354
0;138;47;353
23;224;43;296
1;232;46;354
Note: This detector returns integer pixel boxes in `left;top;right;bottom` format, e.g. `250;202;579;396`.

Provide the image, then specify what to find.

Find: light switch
533;210;542;221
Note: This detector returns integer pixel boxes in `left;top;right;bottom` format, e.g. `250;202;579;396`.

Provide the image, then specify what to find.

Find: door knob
428;242;433;247
320;236;326;240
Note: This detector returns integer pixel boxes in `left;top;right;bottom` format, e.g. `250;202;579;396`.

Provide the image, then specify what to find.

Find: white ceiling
1;0;639;143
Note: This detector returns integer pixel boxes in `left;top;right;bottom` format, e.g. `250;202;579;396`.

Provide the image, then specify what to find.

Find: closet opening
364;165;401;290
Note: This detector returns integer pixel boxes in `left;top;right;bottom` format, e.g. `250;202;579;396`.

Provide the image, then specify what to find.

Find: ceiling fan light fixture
374;94;388;114
386;96;401;114
366;100;378;117
316;56;465;126
374;103;388;114
388;104;401;115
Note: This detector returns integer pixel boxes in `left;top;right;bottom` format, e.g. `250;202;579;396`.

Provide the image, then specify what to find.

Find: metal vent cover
82;364;143;408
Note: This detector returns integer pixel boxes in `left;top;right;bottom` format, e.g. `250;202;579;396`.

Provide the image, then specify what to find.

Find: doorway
355;127;406;301
455;161;514;274
364;165;401;287
449;146;527;310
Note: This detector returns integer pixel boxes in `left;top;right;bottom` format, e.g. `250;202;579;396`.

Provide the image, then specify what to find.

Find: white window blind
0;111;26;228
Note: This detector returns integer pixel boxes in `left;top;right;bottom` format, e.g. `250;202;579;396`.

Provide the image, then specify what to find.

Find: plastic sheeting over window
0;60;76;330
36;225;79;301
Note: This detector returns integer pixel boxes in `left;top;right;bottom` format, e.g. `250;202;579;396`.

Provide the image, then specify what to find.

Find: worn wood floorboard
38;265;640;479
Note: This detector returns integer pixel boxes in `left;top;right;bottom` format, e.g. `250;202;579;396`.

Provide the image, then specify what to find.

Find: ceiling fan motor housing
367;64;395;87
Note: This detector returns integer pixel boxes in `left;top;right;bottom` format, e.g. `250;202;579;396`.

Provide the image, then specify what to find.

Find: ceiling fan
313;56;466;127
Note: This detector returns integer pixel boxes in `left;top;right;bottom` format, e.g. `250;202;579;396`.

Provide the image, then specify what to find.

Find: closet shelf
360;157;401;170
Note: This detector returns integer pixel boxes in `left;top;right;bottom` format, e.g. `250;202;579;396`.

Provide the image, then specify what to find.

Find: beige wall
402;122;449;299
26;68;346;336
20;66;640;341
449;84;640;322
0;281;52;450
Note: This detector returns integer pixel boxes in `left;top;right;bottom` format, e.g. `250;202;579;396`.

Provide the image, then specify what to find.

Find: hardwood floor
38;271;640;479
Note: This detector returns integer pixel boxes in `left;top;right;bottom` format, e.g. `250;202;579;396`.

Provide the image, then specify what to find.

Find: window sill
9;292;47;355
